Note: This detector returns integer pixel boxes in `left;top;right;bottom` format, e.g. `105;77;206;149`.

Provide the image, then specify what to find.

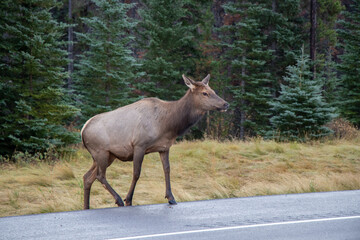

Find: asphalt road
1;190;359;240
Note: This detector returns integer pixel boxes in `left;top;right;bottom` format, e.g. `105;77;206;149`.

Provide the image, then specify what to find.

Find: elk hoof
115;199;124;207
168;199;177;205
124;199;132;206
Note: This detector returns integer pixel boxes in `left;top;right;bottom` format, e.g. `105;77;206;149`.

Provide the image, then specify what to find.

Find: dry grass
1;138;360;217
326;118;359;140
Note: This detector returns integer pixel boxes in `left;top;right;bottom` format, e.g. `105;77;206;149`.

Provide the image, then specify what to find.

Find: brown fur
81;74;228;209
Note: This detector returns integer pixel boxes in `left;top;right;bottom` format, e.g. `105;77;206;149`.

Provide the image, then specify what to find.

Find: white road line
107;215;360;240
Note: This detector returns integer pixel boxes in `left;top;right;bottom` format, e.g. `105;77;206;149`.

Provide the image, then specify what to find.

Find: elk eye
202;92;209;97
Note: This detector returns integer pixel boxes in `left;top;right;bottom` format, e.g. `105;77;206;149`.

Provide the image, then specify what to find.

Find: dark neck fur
167;90;205;137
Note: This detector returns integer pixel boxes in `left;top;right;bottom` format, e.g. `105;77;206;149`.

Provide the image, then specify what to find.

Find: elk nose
224;102;229;109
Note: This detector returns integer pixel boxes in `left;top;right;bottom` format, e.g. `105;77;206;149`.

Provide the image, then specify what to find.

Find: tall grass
0;137;359;217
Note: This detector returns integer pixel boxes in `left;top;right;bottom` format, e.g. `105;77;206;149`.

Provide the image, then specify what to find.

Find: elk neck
166;90;206;137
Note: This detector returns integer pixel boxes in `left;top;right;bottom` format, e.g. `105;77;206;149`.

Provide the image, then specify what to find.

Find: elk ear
201;74;210;85
182;74;196;91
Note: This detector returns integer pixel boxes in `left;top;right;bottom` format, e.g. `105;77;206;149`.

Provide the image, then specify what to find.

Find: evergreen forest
1;0;359;159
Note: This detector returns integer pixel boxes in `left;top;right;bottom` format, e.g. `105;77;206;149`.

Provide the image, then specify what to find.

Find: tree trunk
67;0;74;89
206;111;210;137
310;0;317;78
105;81;110;104
271;0;277;98
240;55;246;140
211;0;226;28
105;18;111;104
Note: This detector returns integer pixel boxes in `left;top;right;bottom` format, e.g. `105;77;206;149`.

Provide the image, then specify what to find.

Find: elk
81;74;229;209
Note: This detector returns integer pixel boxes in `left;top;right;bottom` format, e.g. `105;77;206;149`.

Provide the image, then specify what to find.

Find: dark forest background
1;0;360;159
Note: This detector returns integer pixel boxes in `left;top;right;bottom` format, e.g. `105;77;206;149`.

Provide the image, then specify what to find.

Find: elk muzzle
217;102;229;112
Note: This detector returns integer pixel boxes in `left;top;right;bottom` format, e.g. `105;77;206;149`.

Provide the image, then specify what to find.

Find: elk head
182;74;229;112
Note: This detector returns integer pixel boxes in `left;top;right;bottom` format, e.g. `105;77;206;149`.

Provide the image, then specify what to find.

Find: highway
1;190;359;240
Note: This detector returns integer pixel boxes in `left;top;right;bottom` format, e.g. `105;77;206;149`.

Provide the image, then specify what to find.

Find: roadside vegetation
1;136;359;217
1;0;360;220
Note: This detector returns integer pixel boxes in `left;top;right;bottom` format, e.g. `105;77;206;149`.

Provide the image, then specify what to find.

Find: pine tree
74;0;140;123
201;0;304;139
269;48;335;141
317;0;343;57
0;0;79;158
264;0;305;95
220;2;273;139
319;50;340;107
337;0;360;126
316;0;342;108
136;0;201;100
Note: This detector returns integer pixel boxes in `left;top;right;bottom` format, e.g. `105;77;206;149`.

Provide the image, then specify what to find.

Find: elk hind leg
83;162;97;209
96;152;124;207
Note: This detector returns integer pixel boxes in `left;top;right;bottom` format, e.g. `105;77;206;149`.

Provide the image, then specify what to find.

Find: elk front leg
125;147;145;206
160;151;177;205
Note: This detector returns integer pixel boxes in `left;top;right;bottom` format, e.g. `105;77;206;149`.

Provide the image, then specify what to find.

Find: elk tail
80;117;93;151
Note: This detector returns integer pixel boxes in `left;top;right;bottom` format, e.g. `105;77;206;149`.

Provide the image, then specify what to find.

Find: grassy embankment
1;138;359;217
